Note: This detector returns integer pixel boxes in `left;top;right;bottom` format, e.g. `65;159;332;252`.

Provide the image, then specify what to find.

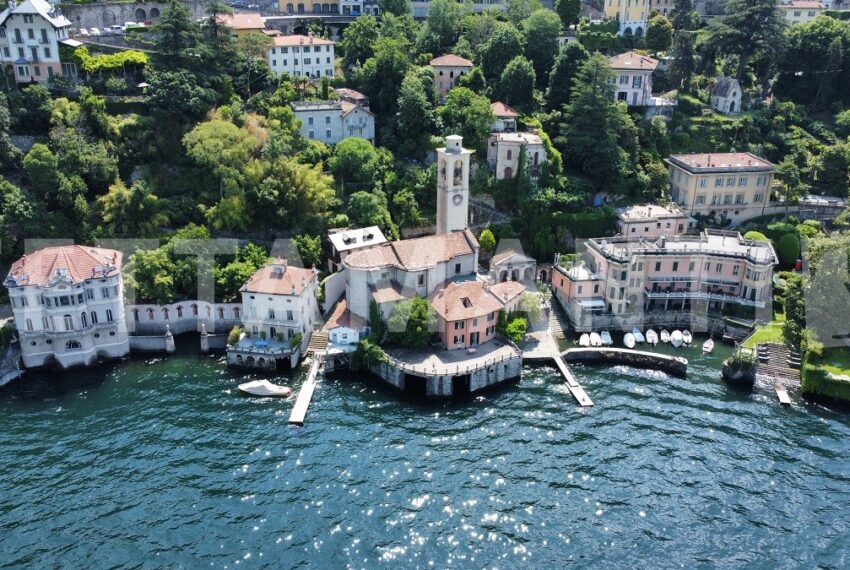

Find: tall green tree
497;56;536;111
670;31;697;91
437;87;495;155
347;190;400;239
386;296;437;348
478;23;525;85
814;143;850;198
98;179;168;237
700;0;786;82
505;0;543;27
341;15;379;69
670;0;699;30
394;69;437;160
523;8;561;89
379;0;411;16
646;14;674;53
353;37;412;117
547;41;589;110
556;55;629;190
417;0;461;55
556;0;581;28
22;144;59;202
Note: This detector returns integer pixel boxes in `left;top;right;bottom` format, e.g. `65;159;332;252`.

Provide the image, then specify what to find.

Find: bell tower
436;134;473;235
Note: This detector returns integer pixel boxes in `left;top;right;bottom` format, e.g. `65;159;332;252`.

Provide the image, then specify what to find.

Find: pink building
429;280;525;350
616;204;693;238
552;230;777;331
430;54;473;98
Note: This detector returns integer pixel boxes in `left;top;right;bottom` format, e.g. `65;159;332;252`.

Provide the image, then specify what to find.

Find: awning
60;38;84;48
576;299;606;309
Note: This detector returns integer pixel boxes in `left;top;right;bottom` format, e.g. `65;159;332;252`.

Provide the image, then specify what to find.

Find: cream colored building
430;54;473;98
486;131;547;180
616;204;694;238
778;0;827;24
267;34;335;78
609;51;658;107
665;153;776;224
603;0;649;35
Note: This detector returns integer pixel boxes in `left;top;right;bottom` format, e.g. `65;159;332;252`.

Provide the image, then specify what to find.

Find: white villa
709;77;742;116
0;0;75;83
291;99;375;145
609;51;657;107
4;245;129;369
267;34;335;78
326;225;387;273
486;131;547;180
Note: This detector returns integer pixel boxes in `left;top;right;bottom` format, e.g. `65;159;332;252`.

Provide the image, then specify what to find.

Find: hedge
563;207;617;238
776;233;801;268
802;364;850;403
743;230;768;241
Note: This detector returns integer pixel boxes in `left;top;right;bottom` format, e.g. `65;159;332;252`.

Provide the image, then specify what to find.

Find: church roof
344;229;479;272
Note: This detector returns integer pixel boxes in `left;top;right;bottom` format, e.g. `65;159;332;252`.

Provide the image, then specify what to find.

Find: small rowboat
632;327;645;343
660;330;671;344
579;333;590;347
702;339;715;354
682;330;693;345
238;379;292;398
590;332;602;347
624;333;636;349
600;331;613;346
671;330;684;348
646;329;658;345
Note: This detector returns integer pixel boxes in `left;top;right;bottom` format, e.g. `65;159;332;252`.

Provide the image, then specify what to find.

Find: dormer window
461;297;472;308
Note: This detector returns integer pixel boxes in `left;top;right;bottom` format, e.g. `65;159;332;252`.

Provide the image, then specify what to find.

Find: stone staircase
548;299;571;339
756;342;801;385
306;331;328;356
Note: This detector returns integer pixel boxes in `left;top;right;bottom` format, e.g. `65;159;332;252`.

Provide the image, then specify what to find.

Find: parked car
89;27;101;36
77;28;90;36
109;24;123;34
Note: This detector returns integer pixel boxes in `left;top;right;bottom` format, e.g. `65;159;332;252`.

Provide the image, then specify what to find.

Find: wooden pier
775;383;792;406
553;356;594;407
288;355;323;426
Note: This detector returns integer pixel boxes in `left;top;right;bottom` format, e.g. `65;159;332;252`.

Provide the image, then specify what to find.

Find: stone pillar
199;323;209;353
165;324;175;353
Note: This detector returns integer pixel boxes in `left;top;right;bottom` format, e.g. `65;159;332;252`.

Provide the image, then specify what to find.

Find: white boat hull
624;333;636;349
632;328;645;343
238;379;292;398
646;329;658;345
660;330;671;343
589;333;602;347
671;330;683;348
579;334;590;347
702;339;714;354
600;331;613;346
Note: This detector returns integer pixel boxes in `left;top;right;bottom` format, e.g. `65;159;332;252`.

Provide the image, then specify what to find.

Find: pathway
289;354;323;426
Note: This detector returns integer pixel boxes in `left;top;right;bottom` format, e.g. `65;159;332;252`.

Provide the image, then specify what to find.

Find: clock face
453;193;463;206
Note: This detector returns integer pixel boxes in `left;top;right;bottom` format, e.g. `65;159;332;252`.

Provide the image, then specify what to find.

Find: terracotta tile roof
490;101;519;118
430;279;525;322
240;259;317;296
609;50;658;71
780;0;826;8
323;300;366;331
340;100;374;117
217;12;264;30
430;54;473;68
345;229;479;272
5;245;121;288
334;88;368;103
273;34;335;47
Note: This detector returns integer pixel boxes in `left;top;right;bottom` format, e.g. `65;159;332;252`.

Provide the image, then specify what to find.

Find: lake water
2;337;850;568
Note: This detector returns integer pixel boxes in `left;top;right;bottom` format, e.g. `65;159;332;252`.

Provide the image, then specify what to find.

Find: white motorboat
632;327;645;343
590;332;602;347
682;330;693;345
624;333;636;349
579;333;590;347
671;330;684;348
702;339;715;354
660;330;671;343
238;379;292;397
646;329;658;345
600;331;613;346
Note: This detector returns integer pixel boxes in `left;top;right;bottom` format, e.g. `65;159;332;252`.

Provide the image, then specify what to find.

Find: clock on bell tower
435;134;472;236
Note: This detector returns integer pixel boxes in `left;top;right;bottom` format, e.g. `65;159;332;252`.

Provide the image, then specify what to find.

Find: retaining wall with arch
59;1;206;30
126;301;241;336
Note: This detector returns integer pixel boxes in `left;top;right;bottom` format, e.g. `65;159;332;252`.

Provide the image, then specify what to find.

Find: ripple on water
1;348;850;567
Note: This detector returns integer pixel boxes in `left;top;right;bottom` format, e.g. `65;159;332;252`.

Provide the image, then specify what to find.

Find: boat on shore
238;380;292;398
660;330;671;343
624;333;636;349
590;332;602;347
646;329;658;345
579;333;590;347
671;330;684;348
682;330;692;346
702;339;715;354
600;331;613;346
632;328;645;343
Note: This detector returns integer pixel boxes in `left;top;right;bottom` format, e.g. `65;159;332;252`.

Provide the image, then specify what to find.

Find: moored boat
646;329;658;345
702;339;715;354
600;331;613;346
682;330;692;345
671;330;684;348
624;333;636;349
238;379;292;398
589;332;602;347
632;327;645;343
660;330;671;343
579;333;590;347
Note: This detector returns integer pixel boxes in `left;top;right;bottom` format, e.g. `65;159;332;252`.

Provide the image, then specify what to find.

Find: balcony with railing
644;287;765;308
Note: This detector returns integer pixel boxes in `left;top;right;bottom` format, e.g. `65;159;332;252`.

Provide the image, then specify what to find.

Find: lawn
813;347;850;378
742;322;784;348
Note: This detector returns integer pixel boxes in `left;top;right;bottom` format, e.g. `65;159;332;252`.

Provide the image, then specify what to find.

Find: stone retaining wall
126;302;240;336
59;1;205;30
563;347;688;377
129;334;175;353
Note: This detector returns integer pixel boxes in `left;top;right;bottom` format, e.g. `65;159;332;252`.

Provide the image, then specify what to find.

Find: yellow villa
603;0;649;36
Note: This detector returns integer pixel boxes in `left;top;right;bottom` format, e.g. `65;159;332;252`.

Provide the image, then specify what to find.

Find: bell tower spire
435;135;472;235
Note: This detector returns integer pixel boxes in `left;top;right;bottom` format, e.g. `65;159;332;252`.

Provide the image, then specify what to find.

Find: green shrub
227;325;242;346
764;221;796;242
776;233;801;268
796;223;819;238
744;230;768;241
563;207;617;238
290;333;303;349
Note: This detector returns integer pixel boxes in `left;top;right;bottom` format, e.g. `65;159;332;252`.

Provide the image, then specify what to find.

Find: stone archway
511;269;519;281
149;7;160;18
500;270;508;283
135;8;146;21
101;9;117;26
523;268;533;281
538;269;547;283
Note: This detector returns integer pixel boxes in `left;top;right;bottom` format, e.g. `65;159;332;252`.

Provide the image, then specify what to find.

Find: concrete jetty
562;347;688;377
554;356;594;407
289;355;323;426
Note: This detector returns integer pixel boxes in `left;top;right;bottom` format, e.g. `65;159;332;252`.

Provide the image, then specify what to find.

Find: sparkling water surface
2;337;850;568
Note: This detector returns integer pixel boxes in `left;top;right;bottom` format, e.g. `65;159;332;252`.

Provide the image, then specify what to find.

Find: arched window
177;306;184;318
191;304;198;316
147;308;154;321
218;307;224;319
81;312;87;328
91;311;98;324
135;8;146;20
66;339;81;351
133;309;139;322
234;307;241;319
63;314;73;331
149;7;160;18
163;308;169;320
507;149;512;160
206;306;212;318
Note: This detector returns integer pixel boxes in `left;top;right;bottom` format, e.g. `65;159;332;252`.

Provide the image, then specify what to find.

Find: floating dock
553;356;594;407
775;383;791;406
288;355;323;426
